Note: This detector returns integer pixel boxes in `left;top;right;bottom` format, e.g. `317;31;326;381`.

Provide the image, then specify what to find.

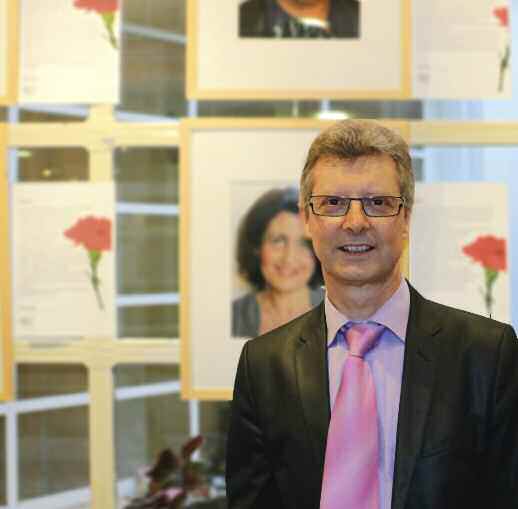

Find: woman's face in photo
260;211;316;292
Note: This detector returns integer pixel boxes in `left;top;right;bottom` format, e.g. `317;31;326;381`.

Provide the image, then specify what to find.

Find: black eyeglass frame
308;195;406;218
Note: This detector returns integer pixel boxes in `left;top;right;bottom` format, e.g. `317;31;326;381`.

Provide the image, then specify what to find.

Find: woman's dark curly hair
236;187;323;291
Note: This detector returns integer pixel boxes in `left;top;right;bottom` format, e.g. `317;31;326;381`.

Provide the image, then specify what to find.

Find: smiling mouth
339;244;374;254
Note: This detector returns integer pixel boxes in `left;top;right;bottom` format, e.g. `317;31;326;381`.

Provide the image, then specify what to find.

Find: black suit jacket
239;0;360;38
226;285;518;508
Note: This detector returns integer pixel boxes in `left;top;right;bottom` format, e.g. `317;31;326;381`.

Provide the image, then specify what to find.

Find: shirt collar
325;278;410;346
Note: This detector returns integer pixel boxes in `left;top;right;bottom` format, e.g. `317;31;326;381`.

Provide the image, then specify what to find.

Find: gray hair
300;119;414;211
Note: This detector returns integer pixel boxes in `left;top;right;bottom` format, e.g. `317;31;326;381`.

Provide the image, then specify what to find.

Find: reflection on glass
118;305;179;339
17;364;88;399
200;401;230;496
117;214;178;294
412;157;424;182
114;364;179;388
114;148;179;204
198;100;296;118
18;407;89;500
119;33;186;119
124;0;185;34
330;100;423;119
17;147;88;182
19;109;86;123
115;394;189;481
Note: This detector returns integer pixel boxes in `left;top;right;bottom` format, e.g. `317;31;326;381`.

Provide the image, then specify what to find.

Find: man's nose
340;199;370;233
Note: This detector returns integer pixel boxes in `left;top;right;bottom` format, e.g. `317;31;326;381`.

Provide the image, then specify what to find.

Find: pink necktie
320;322;384;509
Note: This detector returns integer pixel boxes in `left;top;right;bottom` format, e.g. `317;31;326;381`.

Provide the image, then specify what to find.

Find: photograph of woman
232;187;324;338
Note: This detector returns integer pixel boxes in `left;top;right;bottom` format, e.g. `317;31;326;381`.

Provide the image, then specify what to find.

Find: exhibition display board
180;119;514;400
411;182;509;321
12;182;117;339
187;0;510;100
180;118;410;399
19;0;120;103
187;0;411;99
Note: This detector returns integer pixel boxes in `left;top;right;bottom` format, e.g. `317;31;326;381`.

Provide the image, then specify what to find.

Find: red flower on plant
462;235;506;271
64;216;111;252
493;6;509;28
74;0;118;14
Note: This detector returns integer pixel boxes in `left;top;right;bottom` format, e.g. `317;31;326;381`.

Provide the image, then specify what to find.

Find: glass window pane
197;100;299;117
114;364;179;388
17;147;89;182
114;147;179;204
18;406;89;500
123;0;185;34
199;401;230;501
331;100;423;119
19;109;87;123
0;415;5;505
117;214;178;294
118;305;179;338
119;33;186;118
115;393;189;504
17;364;88;399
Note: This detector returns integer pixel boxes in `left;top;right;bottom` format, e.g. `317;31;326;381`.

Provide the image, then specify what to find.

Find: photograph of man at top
239;0;360;39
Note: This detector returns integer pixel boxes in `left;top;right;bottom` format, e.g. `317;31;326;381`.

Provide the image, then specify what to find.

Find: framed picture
186;0;411;100
19;0;120;104
180;118;410;400
411;182;510;322
0;0;19;105
413;0;511;98
0;124;13;400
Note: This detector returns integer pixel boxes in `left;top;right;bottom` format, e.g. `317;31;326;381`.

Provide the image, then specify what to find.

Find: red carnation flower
64;216;112;310
462;235;506;272
64;216;111;252
74;0;118;14
462;235;506;318
493;6;509;28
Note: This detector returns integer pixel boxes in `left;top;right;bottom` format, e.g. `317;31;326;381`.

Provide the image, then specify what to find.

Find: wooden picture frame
186;0;411;100
0;124;13;400
0;0;19;105
180;118;410;400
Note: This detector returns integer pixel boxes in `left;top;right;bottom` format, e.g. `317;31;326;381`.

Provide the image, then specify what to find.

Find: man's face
302;154;410;293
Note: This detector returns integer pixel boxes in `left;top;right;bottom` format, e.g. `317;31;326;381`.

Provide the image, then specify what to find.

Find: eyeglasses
309;195;405;217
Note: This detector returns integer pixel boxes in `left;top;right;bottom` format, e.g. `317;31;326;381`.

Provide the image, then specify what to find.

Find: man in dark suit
226;120;518;509
239;0;359;38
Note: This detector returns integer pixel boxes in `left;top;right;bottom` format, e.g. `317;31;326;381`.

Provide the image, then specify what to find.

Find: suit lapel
392;286;441;509
294;303;330;475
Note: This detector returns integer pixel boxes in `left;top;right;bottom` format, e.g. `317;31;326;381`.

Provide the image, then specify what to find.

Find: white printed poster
414;0;511;98
410;182;509;322
13;182;116;339
19;0;120;103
